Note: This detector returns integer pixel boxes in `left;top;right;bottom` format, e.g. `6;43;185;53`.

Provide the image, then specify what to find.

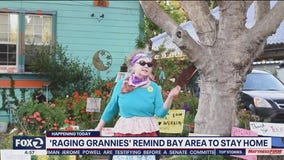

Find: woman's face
133;57;153;78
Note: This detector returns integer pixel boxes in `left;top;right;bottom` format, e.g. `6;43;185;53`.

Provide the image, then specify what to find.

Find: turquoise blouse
101;79;169;123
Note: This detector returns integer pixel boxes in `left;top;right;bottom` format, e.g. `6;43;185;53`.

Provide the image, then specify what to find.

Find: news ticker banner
11;131;284;156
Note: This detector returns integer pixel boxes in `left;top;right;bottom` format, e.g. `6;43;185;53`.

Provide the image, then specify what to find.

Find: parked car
241;70;284;122
188;69;284;122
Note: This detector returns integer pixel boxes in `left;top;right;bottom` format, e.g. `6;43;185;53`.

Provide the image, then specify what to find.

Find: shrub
16;101;66;135
25;42;94;99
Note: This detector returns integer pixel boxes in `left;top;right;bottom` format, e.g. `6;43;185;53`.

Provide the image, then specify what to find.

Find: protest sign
158;110;185;133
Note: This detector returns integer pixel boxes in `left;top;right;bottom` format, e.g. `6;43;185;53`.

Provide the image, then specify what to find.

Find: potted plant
94;0;109;7
0;111;9;133
0;92;10;133
0;109;9;133
120;56;128;72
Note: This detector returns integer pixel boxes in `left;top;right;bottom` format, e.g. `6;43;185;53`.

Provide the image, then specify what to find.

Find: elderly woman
95;49;181;159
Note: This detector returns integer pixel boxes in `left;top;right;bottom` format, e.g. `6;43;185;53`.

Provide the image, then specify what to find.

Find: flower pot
94;0;109;7
0;111;9;133
189;124;194;133
0;122;8;133
120;63;128;72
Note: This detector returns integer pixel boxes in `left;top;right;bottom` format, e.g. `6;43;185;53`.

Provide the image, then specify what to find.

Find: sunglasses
137;60;153;67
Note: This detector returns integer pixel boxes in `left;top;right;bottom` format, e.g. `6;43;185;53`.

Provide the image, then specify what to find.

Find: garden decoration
93;49;112;71
86;97;101;122
169;77;175;83
92;80;116;125
158;67;166;85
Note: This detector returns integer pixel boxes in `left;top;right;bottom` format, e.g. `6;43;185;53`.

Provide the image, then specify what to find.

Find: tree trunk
196;81;238;136
194;65;243;136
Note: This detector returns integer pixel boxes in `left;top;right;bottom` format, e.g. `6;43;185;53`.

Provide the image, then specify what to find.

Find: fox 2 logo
13;136;46;149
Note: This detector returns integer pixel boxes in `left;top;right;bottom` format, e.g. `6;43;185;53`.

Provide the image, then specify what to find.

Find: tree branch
140;1;178;38
180;1;217;46
255;1;270;22
218;1;247;40
236;1;284;65
139;1;202;63
248;1;284;49
244;1;254;12
253;1;270;58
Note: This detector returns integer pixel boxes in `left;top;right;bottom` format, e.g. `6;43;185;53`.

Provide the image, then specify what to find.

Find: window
25;14;52;45
0;11;54;73
0;13;18;66
24;14;53;72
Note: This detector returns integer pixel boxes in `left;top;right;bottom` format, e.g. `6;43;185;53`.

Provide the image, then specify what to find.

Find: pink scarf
121;74;150;94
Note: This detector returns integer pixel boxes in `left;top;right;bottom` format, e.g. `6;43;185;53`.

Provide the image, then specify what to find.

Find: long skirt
111;117;160;160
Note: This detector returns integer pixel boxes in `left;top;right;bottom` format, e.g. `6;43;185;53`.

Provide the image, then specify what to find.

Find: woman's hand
163;85;181;110
168;85;181;98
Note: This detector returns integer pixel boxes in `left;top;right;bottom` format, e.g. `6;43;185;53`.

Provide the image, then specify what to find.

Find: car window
243;73;284;91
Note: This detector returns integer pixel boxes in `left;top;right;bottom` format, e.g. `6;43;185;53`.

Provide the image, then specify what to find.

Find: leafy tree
152;57;191;90
140;1;284;135
136;0;216;49
25;42;94;99
136;1;188;48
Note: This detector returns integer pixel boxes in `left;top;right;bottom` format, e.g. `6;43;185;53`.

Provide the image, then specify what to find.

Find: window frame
0;12;19;68
0;9;56;74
